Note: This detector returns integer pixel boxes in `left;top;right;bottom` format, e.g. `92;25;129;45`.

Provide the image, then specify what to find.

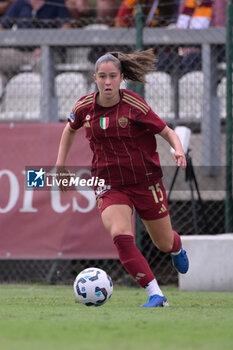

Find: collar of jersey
94;89;123;109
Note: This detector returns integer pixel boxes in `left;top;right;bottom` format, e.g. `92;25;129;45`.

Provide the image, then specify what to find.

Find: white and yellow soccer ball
73;267;113;307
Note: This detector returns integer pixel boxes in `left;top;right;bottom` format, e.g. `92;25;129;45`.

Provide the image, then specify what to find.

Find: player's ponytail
95;49;156;83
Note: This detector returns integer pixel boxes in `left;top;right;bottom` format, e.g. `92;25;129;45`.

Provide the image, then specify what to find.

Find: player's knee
110;225;132;239
156;241;173;253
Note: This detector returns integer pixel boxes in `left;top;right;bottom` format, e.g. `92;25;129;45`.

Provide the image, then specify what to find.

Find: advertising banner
0;123;119;259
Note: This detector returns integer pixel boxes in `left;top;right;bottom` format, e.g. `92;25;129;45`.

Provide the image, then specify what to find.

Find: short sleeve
68;110;83;130
68;93;94;129
140;108;167;134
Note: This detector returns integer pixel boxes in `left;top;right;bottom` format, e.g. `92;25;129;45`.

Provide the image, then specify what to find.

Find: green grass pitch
0;285;232;350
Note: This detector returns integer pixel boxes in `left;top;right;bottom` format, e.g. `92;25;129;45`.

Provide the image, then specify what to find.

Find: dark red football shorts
95;178;169;220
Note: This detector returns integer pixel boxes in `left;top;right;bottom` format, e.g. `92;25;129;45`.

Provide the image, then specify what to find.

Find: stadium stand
55;72;88;120
0;72;41;120
217;76;227;119
179;71;204;120
145;72;172;119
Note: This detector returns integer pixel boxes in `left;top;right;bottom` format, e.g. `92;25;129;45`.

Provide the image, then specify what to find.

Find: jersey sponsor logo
118;116;129;128
69;111;75;123
100;117;109;130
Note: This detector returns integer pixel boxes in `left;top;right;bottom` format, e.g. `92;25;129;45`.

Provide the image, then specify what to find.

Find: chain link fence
0;256;177;285
0;3;231;285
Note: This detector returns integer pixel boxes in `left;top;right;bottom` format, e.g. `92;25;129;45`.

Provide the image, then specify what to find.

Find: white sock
144;279;164;297
171;249;181;256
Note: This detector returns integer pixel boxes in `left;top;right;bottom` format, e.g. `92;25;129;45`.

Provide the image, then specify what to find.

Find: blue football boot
171;248;189;274
141;294;169;308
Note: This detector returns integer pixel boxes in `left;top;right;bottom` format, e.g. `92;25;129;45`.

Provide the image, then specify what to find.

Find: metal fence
0;9;231;285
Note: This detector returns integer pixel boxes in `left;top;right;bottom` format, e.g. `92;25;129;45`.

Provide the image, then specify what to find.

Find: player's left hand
172;151;186;169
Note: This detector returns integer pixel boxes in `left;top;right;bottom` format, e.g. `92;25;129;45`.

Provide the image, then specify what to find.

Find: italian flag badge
100;117;109;130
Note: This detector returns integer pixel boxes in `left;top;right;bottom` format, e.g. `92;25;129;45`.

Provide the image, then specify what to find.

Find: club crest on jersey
118;116;128;128
100;117;109;130
85;115;91;121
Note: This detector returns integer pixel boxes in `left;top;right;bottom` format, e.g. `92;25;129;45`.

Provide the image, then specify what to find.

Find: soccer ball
73;267;113;307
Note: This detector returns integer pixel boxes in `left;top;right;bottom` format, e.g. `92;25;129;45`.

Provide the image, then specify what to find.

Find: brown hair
95;49;156;83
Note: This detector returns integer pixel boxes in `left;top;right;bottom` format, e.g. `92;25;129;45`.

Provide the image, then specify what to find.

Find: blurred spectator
177;0;227;74
97;0;121;26
65;0;90;21
156;0;217;76
211;0;227;27
0;0;15;16
65;0;121;27
0;0;71;28
211;0;227;72
115;0;177;28
170;0;181;24
176;0;227;27
178;0;227;27
87;0;122;63
64;0;122;27
88;0;178;64
176;0;213;74
0;0;71;77
176;0;212;29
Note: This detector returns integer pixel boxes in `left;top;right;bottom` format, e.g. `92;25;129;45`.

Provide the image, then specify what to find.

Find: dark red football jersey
68;89;166;186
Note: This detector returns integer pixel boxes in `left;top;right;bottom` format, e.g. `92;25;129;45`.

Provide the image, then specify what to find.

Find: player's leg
142;214;189;274
100;203;168;307
130;179;189;274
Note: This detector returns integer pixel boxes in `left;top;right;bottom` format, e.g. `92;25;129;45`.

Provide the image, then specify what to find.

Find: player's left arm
159;125;186;168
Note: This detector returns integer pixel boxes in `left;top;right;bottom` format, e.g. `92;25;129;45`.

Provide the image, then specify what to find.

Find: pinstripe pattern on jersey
111;105;124;184
127;107;132;138
100;142;112;185
115;104;120;139
90;106;98;142
121;139;137;184
117;105;137;184
122;93;149;115
111;104;136;185
125;105;151;183
91;99;112;185
73;94;94;114
138;146;151;182
108;137;124;185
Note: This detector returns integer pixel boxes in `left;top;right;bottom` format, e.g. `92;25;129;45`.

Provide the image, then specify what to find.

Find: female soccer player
56;49;189;308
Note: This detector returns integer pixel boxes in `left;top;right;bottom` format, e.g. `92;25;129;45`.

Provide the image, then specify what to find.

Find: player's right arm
55;93;93;190
56;123;77;166
56;123;77;191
